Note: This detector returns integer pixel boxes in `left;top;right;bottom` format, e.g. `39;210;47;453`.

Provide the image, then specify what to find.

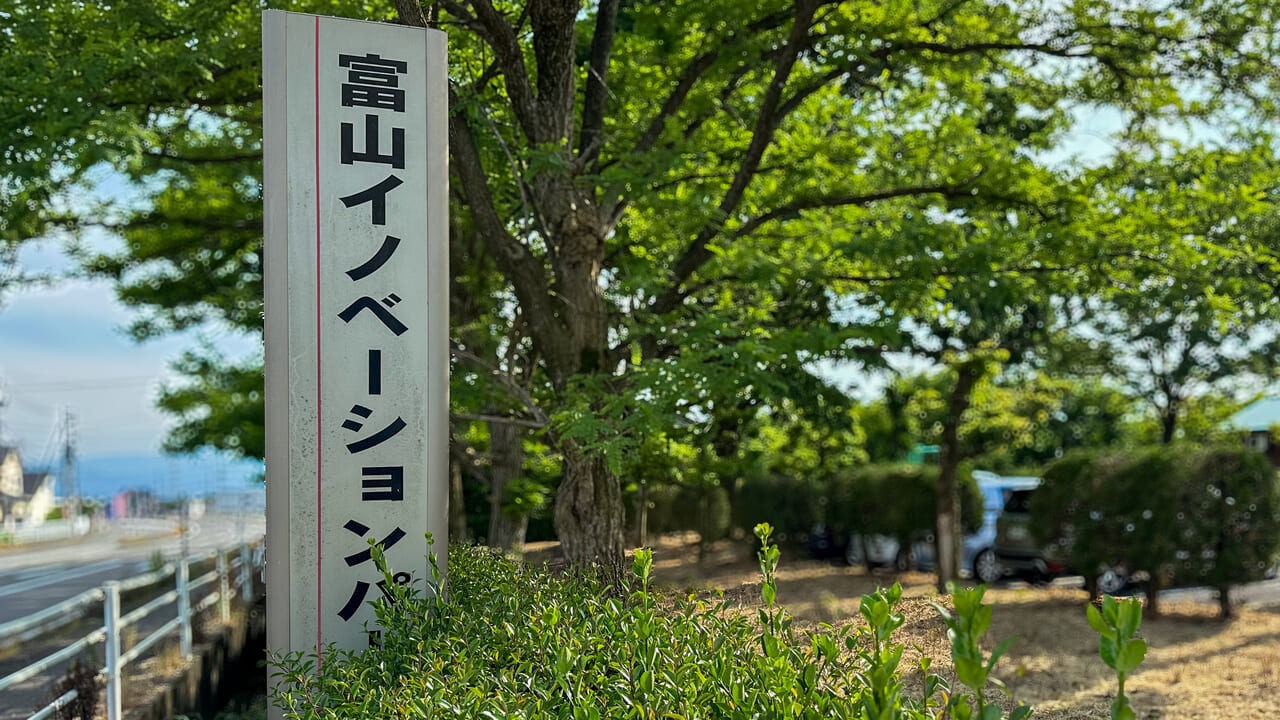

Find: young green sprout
1086;596;1147;720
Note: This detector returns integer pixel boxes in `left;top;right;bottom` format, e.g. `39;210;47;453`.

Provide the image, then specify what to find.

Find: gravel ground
528;533;1280;720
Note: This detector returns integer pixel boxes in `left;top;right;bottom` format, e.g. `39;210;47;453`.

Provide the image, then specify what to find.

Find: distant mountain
65;453;264;500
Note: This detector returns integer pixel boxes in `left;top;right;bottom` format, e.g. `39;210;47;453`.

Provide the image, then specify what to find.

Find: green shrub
1032;445;1280;616
1030;449;1124;598
270;533;1031;719
732;474;823;541
1031;447;1186;611
829;465;982;546
1179;446;1280;616
640;484;731;541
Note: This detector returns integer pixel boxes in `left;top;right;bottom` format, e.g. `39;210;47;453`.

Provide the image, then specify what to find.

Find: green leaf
955;657;987;690
1099;636;1119;670
1102;596;1119;627
1117;598;1142;639
1086;603;1110;636
1117;638;1147;675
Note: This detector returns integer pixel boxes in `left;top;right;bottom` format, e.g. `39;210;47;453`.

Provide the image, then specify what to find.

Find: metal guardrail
0;539;263;720
0;588;104;649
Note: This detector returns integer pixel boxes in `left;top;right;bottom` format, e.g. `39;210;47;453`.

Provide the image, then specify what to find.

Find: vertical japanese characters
332;52;414;635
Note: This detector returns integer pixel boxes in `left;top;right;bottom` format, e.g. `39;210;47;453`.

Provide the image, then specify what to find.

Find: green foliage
1032;445;1280;614
932;585;1031;720
733;474;825;541
10;0;1280;573
868;372;1141;471
1086;596;1147;720
642;484;731;542
1028;449;1112;582
1062;142;1280;443
829;464;983;542
272;530;1031;719
1179;447;1280;591
732;464;981;549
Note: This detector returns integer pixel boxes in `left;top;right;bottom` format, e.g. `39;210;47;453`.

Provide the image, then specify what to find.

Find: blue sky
0;237;260;492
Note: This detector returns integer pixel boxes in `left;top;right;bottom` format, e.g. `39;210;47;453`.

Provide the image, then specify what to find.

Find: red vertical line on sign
314;14;323;655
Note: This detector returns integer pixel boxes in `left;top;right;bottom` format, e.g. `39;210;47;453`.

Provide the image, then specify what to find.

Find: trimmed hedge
640;465;981;550
640;484;732;542
1032;445;1280;615
729;466;981;547
732;474;825;541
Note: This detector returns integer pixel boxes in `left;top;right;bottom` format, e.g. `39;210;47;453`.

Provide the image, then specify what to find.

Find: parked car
910;472;1041;584
842;471;1040;584
843;531;915;570
993;485;1129;594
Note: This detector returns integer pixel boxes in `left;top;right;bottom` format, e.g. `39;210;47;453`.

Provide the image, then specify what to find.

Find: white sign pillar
263;8;448;669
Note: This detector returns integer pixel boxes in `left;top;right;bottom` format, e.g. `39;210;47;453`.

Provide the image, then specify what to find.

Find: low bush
732;465;981;552
1178;446;1280;617
732;474;824;541
1029;449;1111;596
1032;445;1280;616
828;465;982;547
270;528;1030;719
641;484;732;542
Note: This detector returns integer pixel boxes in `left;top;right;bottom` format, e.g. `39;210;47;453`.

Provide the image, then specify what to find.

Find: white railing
0;539;263;720
0;518;92;546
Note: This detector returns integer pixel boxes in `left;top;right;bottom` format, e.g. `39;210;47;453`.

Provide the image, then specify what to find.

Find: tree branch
451;344;549;425
649;0;821;316
394;0;429;27
463;0;539;142
578;0;620;171
529;0;578;145
451;412;547;429
729;182;981;240
448;85;564;351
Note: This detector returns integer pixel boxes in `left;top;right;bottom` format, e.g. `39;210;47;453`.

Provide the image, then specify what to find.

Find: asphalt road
0;514;264;718
0;515;264;626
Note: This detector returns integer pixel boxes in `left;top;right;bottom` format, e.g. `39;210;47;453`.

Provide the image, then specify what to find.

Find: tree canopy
4;0;1280;576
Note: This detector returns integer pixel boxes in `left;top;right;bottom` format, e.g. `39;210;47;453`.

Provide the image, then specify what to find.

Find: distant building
109;489;160;518
0;446;58;527
1226;397;1280;468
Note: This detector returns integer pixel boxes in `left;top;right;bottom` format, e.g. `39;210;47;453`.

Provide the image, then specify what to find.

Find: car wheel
973;549;1002;585
893;545;913;572
1097;566;1129;595
845;537;864;567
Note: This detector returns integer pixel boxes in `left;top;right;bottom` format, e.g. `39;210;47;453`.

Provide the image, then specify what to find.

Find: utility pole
63;408;78;516
0;380;9;444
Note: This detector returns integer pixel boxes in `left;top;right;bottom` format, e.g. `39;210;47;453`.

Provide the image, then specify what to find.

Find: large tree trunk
936;364;978;592
448;453;467;544
554;442;625;581
488;420;528;554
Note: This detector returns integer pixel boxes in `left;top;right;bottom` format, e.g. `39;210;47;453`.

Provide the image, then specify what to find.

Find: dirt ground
527;534;1280;719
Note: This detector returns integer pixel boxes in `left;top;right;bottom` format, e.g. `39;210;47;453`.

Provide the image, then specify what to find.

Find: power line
7;376;160;392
